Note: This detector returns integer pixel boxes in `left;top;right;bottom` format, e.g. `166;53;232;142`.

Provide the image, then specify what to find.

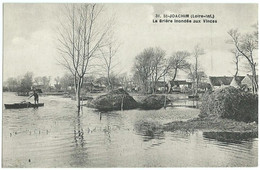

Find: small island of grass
163;87;258;137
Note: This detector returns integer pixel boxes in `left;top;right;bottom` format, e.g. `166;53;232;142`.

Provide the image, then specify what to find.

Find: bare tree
192;45;205;95
133;48;154;93
230;49;241;77
57;4;111;110
168;51;190;82
227;27;258;93
150;47;169;94
60;73;74;91
188;69;207;85
133;47;170;94
99;37;120;91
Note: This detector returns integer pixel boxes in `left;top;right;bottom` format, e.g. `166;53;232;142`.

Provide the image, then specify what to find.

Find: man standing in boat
29;90;39;104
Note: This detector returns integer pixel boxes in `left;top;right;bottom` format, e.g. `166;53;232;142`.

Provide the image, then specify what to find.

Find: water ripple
2;92;258;167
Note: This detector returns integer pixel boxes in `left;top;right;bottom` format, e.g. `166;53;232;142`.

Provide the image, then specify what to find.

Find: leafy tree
34;76;51;90
42;76;51;89
6;77;20;92
19;72;33;92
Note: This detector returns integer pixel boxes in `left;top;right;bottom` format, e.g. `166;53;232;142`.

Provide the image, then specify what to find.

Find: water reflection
73;111;84;147
203;131;258;144
99;112;102;121
134;121;165;142
71;110;88;167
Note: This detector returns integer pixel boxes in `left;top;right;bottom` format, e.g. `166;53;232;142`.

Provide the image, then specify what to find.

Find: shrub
200;86;258;123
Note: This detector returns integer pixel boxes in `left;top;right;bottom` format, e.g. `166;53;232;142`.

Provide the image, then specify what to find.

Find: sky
3;3;258;82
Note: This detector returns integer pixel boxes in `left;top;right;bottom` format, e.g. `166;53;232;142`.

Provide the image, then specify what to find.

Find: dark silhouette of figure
29;90;39;104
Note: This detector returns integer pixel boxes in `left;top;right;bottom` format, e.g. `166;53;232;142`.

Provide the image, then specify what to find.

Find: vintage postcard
2;2;258;168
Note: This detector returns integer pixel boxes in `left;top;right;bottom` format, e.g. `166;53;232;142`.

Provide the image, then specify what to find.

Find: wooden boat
170;105;197;108
4;102;44;109
188;95;199;99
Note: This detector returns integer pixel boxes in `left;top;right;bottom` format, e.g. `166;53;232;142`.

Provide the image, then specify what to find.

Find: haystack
140;95;171;110
90;89;138;111
200;86;258;122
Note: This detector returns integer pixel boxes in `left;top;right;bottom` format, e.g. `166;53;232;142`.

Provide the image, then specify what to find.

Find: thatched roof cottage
209;76;245;90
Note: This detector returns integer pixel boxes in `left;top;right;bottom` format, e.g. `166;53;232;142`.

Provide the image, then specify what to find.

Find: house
156;81;168;92
209;76;246;90
170;80;192;93
241;74;258;92
209;76;233;90
32;83;45;93
230;76;245;88
198;82;212;92
82;82;106;93
124;80;138;92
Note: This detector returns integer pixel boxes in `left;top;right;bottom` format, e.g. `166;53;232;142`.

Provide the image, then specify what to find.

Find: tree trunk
76;78;82;111
163;75;167;109
121;94;125;111
195;57;198;95
251;64;258;93
173;68;178;81
153;81;157;94
107;71;111;91
151;78;155;94
235;59;238;77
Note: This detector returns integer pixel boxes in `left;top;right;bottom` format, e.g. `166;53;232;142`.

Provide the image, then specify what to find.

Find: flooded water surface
2;92;258;167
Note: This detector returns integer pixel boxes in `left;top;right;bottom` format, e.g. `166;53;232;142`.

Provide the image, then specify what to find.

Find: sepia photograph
2;2;259;168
